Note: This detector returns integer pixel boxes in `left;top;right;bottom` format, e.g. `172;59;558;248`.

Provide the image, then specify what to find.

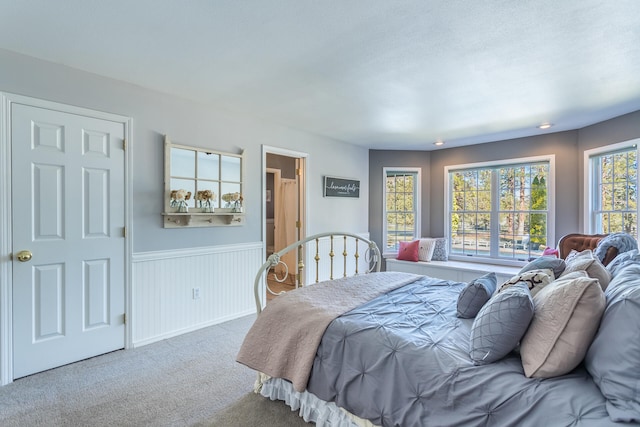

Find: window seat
386;258;520;284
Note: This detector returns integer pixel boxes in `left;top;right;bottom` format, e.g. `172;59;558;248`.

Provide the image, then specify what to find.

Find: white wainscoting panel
131;242;262;346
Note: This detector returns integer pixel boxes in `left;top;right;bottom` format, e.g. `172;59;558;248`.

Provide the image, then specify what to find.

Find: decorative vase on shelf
178;202;188;213
232;200;243;213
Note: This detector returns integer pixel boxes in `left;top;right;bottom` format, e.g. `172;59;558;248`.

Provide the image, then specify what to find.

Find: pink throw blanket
236;271;420;392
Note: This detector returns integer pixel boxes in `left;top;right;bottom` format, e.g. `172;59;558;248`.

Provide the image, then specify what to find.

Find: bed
237;232;640;426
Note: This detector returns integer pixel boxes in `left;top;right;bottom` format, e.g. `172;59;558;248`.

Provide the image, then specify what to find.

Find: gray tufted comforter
306;275;632;427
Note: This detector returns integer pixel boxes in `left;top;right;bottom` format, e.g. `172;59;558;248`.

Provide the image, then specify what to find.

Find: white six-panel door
11;103;126;379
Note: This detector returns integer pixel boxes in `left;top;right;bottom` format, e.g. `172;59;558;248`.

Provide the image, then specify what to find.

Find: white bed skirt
259;376;379;427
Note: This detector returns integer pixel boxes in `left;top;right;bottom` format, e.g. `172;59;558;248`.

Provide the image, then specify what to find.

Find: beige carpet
203;392;311;426
0;314;312;426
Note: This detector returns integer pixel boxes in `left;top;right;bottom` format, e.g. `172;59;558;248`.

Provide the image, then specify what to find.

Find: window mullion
489;168;500;257
591;157;599;233
626;152;631;210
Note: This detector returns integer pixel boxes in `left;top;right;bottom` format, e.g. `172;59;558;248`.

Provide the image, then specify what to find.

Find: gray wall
369;150;431;266
429;131;579;245
4;47;638;256
370;111;640;256
577;110;640;231
0;49;370;253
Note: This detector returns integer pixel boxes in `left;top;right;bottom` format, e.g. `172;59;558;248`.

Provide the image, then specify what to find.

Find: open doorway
263;147;307;301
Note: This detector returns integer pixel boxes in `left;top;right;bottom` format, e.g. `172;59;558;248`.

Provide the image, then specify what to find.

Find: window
586;141;638;240
383;168;421;255
446;156;554;264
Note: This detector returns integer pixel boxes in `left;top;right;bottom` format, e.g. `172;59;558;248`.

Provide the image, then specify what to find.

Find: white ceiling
1;1;640;150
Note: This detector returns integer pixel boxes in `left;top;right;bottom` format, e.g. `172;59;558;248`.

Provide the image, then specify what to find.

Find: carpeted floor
203;392;310;426
0;314;311;426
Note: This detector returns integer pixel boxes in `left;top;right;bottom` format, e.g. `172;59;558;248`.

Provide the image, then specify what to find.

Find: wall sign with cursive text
324;176;360;198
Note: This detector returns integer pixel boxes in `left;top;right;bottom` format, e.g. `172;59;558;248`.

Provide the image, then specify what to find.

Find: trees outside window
588;144;638;240
447;157;553;263
383;168;420;254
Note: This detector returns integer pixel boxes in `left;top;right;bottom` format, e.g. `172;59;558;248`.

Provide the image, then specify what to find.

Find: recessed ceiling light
537;123;553;130
434;141;444;146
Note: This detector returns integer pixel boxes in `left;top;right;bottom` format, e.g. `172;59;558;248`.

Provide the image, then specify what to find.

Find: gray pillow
585;263;640;422
519;255;566;278
457;272;497;318
469;282;534;365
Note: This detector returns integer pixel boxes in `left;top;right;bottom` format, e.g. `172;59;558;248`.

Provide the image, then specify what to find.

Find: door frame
262;145;308;284
0;92;133;385
266;167;281;260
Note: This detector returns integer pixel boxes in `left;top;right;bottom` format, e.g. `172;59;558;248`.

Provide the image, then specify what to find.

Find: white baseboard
131;308;256;348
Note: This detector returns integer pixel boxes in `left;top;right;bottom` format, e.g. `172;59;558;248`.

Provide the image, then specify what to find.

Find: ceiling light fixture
434;141;444;146
537;123;553;130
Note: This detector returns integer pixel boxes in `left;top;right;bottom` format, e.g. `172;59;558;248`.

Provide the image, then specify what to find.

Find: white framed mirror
163;135;244;227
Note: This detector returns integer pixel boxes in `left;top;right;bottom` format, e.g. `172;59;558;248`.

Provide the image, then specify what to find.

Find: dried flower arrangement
170;189;192;212
221;192;243;211
195;190;216;212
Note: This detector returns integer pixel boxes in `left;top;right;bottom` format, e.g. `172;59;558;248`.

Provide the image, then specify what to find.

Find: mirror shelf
162;211;245;227
163;135;245;228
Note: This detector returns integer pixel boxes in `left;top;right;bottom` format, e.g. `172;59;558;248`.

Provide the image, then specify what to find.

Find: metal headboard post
340;236;344;277
329;235;335;280
297;243;304;287
354;238;360;275
314;238;320;283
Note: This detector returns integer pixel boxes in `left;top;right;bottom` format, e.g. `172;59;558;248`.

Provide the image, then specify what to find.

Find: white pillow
497;268;554;297
561;249;611;290
418;239;436;261
520;271;606;378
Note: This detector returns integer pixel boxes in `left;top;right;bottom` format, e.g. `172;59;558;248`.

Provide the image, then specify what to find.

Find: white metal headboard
253;231;381;313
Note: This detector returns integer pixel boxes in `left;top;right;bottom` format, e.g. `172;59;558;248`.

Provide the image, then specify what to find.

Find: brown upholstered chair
556;233;618;266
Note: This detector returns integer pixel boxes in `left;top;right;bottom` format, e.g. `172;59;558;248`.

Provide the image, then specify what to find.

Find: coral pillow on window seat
397;240;420;262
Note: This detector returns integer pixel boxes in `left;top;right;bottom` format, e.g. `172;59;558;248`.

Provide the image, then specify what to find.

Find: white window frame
382;167;421;257
444;155;555;267
584;139;639;236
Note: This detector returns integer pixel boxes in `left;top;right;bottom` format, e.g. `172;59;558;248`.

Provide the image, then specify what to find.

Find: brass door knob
16;250;32;262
